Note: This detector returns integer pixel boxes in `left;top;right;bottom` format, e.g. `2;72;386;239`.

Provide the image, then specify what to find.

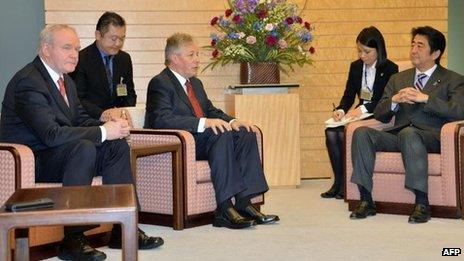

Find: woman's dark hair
356;26;387;68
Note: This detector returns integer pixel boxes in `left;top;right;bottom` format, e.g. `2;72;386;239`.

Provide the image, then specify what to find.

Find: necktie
104;55;113;95
57;77;69;106
415;73;427;90
185;80;204;117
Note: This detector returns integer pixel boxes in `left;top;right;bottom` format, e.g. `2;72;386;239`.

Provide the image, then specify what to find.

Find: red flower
212;49;219;58
285;17;294;25
210;16;219;26
304;21;311;30
265;35;278;46
232;14;241;23
225;9;233;17
295;16;303;24
257;9;268;19
309;47;315;54
211;39;216;47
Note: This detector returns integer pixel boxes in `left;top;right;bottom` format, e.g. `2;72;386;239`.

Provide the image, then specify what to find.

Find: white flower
264;23;275;31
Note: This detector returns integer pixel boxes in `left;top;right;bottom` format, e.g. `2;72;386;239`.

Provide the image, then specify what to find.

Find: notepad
324;112;373;128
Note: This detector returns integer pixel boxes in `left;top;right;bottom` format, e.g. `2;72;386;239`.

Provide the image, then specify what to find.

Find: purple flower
235;0;259;13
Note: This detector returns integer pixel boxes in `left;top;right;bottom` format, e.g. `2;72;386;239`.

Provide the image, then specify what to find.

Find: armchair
124;107;264;230
345;118;464;218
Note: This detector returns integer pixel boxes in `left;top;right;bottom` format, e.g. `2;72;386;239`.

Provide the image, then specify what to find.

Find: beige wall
45;0;448;179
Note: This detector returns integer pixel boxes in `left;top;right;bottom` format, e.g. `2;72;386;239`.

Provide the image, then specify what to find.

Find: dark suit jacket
0;56;102;152
70;42;136;119
337;59;398;113
144;68;233;132
374;65;464;139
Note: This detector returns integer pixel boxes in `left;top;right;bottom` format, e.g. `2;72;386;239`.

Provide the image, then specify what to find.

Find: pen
332;103;336;111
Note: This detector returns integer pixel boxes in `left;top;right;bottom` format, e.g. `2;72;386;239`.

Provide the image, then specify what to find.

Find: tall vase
240;62;280;84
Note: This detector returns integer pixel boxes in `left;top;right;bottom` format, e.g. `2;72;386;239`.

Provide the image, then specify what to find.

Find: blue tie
415;73;427;90
104;55;113;95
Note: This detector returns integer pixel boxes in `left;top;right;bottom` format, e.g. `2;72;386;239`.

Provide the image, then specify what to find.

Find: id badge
360;87;373;101
116;77;128;97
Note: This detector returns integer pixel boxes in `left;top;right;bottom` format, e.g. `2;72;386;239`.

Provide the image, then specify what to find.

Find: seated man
145;33;279;229
349;26;464;223
0;24;163;261
70;11;136;120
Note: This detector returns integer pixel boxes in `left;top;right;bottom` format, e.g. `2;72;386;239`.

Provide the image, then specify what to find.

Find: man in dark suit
0;25;162;261
70;11;136;120
145;33;279;229
349;26;464;223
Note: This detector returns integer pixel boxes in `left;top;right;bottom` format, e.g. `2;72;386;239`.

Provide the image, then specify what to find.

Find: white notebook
324;112;373;128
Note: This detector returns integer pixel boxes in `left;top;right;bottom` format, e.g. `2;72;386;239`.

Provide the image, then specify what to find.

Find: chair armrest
439;120;464;187
0;143;35;203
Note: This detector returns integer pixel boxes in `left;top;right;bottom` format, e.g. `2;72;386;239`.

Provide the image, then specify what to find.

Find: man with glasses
71;11;136;120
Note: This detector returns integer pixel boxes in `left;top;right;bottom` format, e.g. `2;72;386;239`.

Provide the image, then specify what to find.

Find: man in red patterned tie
145;33;279;229
0;24;163;261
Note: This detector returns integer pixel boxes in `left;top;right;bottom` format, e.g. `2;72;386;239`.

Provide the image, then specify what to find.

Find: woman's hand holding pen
333;110;345;121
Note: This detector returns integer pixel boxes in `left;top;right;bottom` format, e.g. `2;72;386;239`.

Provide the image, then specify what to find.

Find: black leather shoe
321;185;340;198
108;227;164;250
237;205;279;224
57;234;106;261
349;201;376;219
334;192;344;200
408;204;431;224
213;207;257;229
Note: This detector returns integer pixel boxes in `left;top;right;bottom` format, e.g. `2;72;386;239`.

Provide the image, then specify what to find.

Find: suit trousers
34;139;135;235
193;127;269;205
325;126;345;191
350;126;440;194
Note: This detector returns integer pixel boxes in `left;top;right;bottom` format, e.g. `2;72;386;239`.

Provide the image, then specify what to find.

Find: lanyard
363;63;372;92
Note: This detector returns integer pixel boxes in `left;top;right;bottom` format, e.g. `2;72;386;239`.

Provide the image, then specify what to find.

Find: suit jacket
70;42;136;119
374;65;464;139
145;68;233;132
0;56;102;152
337;59;398;113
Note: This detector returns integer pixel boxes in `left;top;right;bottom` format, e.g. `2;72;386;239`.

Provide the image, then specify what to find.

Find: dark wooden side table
130;143;184;229
0;184;137;261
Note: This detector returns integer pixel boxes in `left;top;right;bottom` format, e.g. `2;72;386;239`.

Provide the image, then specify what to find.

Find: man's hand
392;87;429;104
205;118;232;134
345;108;363;120
103;118;130;140
230;119;252;132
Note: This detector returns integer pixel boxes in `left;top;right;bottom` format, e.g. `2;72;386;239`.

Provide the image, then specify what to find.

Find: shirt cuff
391;102;399;111
359;105;368;114
197;118;206;133
99;126;107;142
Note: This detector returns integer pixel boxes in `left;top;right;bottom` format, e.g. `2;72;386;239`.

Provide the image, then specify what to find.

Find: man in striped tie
349;26;464;223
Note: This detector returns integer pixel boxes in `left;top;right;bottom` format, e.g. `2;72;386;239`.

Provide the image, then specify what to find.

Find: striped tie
415;73;427;90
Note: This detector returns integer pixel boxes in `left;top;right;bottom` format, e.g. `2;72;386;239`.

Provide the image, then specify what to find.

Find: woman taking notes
321;26;398;199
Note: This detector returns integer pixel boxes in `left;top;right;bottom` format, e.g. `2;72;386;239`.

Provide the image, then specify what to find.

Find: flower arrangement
204;0;315;73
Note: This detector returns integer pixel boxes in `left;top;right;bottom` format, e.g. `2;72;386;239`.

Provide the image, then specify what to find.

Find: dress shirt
40;57;106;141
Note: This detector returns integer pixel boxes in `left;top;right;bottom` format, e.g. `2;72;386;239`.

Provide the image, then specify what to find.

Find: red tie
57;77;69;106
185;80;204;117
